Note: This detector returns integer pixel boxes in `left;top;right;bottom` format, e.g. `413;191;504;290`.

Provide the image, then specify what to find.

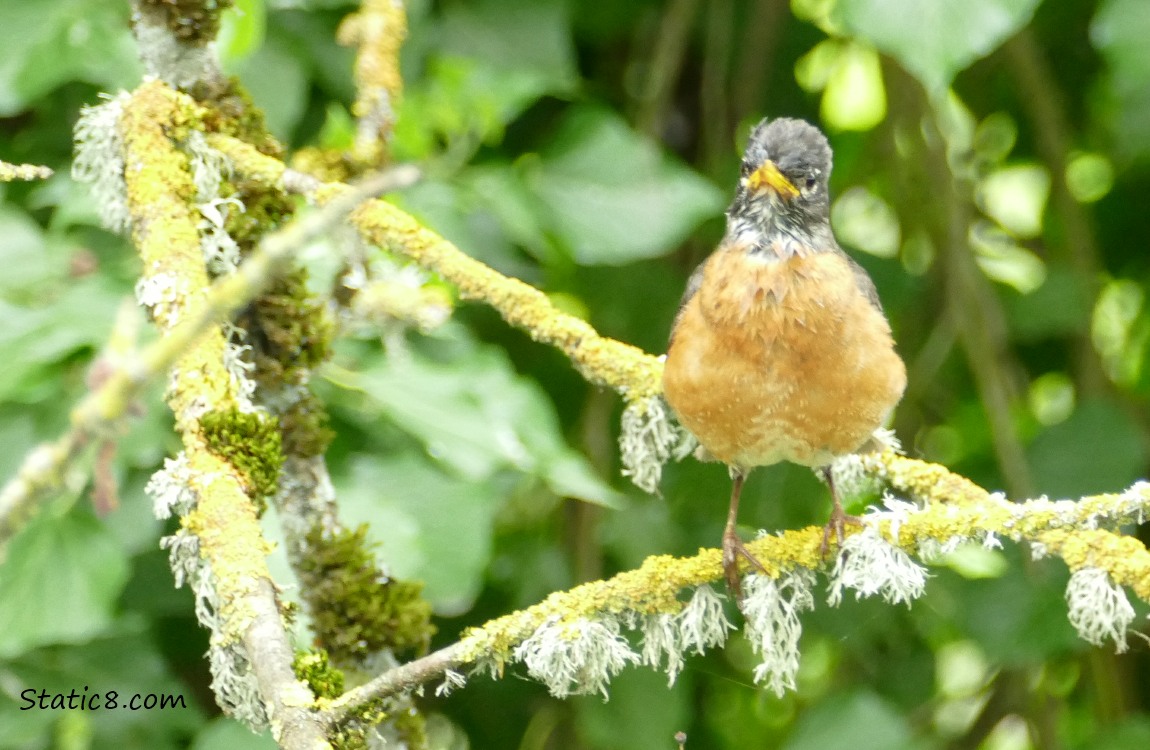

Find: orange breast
662;247;906;470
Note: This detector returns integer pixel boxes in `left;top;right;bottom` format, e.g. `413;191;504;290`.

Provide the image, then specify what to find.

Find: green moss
292;649;345;699
139;0;234;44
280;392;336;458
328;695;426;750
199;77;283;157
391;706;428;749
200;409;284;512
298;525;434;664
242;270;335;386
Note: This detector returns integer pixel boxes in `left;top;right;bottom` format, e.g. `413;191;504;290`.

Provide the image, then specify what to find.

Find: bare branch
0;161;53;181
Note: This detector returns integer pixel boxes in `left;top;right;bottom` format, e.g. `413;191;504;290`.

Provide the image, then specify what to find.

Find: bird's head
729;118;833;236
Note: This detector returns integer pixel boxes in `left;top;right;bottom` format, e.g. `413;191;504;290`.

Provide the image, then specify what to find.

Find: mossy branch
207;133;665;400
337;0;406;164
319;451;1150;717
0;98;417;550
1;83;419;750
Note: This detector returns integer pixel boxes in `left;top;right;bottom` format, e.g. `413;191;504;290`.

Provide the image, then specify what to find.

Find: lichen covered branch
207;134;664;400
319;456;1150;713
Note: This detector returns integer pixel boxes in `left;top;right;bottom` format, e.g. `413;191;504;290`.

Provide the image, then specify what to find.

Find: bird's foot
722;527;768;603
820;504;862;557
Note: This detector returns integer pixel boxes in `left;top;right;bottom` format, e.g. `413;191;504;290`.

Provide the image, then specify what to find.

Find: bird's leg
820;466;862;556
722;468;767;600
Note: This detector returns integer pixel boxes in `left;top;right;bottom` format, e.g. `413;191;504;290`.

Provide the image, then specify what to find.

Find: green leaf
938;544;1008;579
0;282;120;403
1081;718;1150;750
0;204;68;296
941;554;1080;664
0;0;141;115
192;717;278;750
335;453;499;615
392;176;535;276
0;512;131;657
1003;266;1091;341
231;34;308;139
437;0;577;91
395;0;578;158
338;331;621;507
575;668;690;750
1092;0;1150;163
1028;399;1147;498
820;42;887;131
530;107;724;264
977;163;1051;238
782;689;923;750
463;164;559;265
218;0;267;67
0;633;205;745
396;57;558;156
835;0;1040;93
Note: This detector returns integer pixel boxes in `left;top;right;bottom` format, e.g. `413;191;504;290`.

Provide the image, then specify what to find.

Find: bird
662;117;906;598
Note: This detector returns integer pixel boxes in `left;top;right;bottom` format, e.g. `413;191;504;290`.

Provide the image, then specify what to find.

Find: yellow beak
747;160;799;200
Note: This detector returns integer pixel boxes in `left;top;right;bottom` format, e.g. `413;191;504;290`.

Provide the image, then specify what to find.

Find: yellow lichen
337;0;407;165
1039;529;1150;601
348;197;664;398
120;80;276;637
202;136;664;399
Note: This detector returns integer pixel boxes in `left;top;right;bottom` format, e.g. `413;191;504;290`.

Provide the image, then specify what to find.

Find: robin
662;117;906;597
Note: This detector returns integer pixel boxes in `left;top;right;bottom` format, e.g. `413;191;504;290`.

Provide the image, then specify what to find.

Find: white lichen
197;196;245;274
184;131;246;276
345;254;452;335
864;492;921;543
209;641;269;730
160;527;201;589
1118;480;1150;525
435;669;467;697
146;452;197;519
916;534;967;563
825;426;903;501
1065;567;1135;653
221;323;257;412
869;427;902;453
619;396;696;494
641;584;733;685
72;93;131;233
186;130;228;201
514;616;639;699
135;270;185;325
742;569;816;696
828;526;928;607
161;524;267;729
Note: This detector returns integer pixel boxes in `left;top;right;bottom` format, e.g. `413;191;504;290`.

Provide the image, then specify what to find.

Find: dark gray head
728;118;834;240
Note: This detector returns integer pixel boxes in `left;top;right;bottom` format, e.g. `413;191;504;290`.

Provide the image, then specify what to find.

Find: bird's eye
804;175;817;190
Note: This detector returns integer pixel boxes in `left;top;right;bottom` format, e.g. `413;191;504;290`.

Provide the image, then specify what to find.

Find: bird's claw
722;528;768;604
820;505;862;557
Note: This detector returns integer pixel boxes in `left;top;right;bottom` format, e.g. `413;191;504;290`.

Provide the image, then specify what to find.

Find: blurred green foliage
1;0;1150;748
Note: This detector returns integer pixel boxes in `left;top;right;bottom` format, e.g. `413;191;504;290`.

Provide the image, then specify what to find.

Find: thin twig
0;161;53;181
321;643;469;726
0;167;417;549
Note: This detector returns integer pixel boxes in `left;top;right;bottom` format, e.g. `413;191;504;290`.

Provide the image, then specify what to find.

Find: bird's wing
843;250;885;314
669;260;707;345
